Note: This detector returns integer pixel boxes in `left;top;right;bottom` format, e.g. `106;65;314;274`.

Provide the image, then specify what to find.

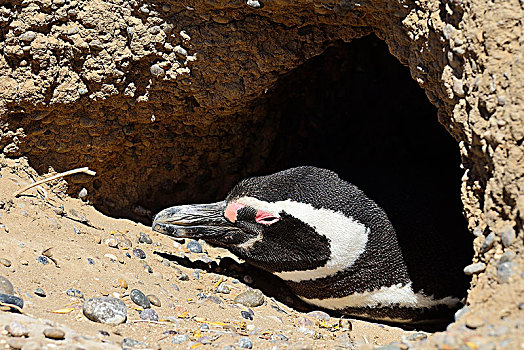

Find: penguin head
153;166;375;276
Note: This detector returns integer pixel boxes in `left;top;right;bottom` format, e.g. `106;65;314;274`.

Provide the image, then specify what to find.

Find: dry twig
13;167;96;197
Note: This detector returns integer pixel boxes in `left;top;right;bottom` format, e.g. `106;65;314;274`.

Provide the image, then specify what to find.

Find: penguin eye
255;211;280;225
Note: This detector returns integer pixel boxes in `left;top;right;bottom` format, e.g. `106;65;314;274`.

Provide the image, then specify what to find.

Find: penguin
152;166;464;324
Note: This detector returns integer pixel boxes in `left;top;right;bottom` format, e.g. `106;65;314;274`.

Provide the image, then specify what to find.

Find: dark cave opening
242;34;473;326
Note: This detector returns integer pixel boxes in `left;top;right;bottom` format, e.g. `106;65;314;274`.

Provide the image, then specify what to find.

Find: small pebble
87;257;95;265
497;261;516;283
150;64;165;78
0;275;14;295
0;258;12;267
480;233;496;252
83;296;127;325
43;328;65;340
98;330;110;337
172;334;189;344
143;262;153;273
241;310;253;320
178;272;189;281
78;188;88;199
7;321;29;337
0;293;24;308
200;323;210;329
66;288;84;298
207;296;224;304
243;275;253;284
149;25;161;34
73;227;81;235
172;283;180;291
118;238;133;249
161;259;170;267
500;225;516;247
139;308;159;321
122;338;148;348
234;289;265;307
464;262;486;275
19;31;36;42
192;269;200;279
216;282;230;294
246;0;261;9
407;332;427;341
130;289;151;308
104;238;118;248
187;240;203;253
147;294;161;307
36;255;49;265
132;248;146;259
34;288;46;297
238;337;253;349
518;302;524;310
138;232;152;244
465;316;485;329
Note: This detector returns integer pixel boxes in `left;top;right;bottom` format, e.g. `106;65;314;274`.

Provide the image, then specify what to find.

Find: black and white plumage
152;166;464;323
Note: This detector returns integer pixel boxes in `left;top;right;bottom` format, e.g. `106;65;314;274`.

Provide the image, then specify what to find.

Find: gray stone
139;232;152;244
481;233;496;252
7;321;29;337
499;250;516;263
139;308;158;321
407;332;428;341
66;288;84;298
122;338;148;348
497;261;517;283
132;248;146;259
150;64;165;78
19;31;36;42
246;0;261;9
500;225;516;247
464;262;486;275
0;276;14;295
130;289;151;308
171;335;189;344
216;282;230;294
34;288;46;297
237;337;253;349
187;240;203;253
83;296;127;325
0;293;24;309
234;289;265;307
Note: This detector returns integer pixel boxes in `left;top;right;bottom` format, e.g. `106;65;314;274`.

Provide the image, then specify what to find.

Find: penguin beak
152;201;239;239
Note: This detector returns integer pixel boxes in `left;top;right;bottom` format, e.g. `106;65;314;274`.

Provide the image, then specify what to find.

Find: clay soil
0;159;523;350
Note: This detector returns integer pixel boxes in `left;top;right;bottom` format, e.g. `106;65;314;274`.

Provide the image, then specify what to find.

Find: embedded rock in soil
82;297;127;325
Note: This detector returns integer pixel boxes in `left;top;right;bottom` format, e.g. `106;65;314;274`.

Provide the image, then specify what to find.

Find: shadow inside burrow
154;248;454;332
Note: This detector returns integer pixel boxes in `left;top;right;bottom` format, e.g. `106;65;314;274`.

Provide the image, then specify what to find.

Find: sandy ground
0;156;522;349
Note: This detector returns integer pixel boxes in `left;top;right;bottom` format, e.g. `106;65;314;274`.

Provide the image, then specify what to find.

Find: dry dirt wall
0;0;523;316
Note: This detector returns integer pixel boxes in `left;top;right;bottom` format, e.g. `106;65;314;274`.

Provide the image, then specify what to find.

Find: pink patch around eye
225;202;245;222
255;210;280;225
